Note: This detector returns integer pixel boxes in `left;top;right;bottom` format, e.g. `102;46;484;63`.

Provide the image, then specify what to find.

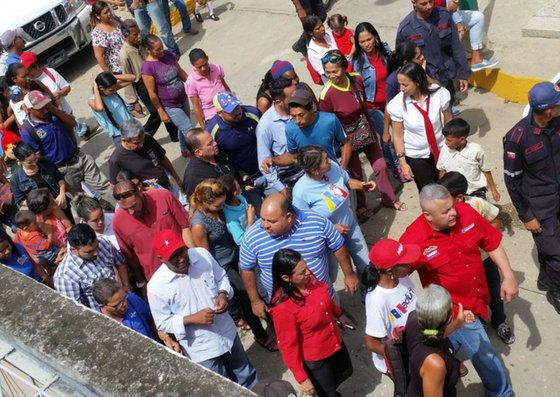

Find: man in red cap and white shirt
147;229;258;388
400;183;517;397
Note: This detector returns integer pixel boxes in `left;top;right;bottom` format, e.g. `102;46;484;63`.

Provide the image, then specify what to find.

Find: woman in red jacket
270;248;354;397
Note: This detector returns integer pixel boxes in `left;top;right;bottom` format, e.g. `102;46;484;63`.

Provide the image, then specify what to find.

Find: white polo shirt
437;141;492;193
387;84;451;159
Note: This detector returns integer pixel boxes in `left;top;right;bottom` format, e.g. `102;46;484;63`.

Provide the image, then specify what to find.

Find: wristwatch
136;281;147;288
218;290;229;299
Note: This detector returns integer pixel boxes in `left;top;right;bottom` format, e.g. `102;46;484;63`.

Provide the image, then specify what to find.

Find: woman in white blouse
387;62;453;192
304;15;338;85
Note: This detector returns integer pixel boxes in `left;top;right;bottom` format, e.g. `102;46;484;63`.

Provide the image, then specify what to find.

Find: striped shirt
54;237;125;309
240;208;344;299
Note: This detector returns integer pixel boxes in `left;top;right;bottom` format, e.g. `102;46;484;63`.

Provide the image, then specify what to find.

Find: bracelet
396;152;406;158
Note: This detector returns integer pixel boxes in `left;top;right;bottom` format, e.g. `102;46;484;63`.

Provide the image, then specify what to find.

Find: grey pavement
55;0;560;395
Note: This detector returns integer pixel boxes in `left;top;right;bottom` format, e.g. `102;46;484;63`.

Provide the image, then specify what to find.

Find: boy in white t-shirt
437;118;500;202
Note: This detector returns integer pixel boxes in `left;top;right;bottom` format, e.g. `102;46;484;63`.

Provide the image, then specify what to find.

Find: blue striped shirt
240;208;344;299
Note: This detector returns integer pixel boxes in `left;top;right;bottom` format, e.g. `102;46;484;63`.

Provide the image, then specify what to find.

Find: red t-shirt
332;28;354;57
365;52;387;110
318;73;366;126
400;203;502;320
113;189;190;281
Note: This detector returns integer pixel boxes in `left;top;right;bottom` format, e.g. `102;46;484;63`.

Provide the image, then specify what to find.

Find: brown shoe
184;28;199;35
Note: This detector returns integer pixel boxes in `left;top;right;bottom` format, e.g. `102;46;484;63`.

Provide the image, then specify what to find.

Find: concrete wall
0;265;256;397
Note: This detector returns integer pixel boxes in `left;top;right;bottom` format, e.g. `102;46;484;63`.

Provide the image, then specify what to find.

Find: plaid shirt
54;237;125;309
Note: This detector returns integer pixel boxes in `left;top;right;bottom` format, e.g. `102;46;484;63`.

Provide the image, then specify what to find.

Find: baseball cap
368;239;421;269
288;89;313;106
270;60;294;80
19;52;38;69
1;28;24;48
528;82;560;110
23;91;51;110
152;229;186;261
252;378;297;397
213;91;241;113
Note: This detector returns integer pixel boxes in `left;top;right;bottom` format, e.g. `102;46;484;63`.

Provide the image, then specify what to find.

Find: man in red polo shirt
400;183;517;397
112;180;195;296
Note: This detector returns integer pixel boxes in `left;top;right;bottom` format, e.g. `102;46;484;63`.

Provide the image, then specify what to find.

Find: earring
390;274;394;280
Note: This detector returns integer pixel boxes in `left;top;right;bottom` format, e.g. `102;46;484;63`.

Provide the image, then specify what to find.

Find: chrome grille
22;5;68;41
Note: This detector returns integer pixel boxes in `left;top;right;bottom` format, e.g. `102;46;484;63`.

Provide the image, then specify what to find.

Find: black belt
56;149;80;168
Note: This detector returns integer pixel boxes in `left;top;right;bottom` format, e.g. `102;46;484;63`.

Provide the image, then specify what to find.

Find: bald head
260;193;296;236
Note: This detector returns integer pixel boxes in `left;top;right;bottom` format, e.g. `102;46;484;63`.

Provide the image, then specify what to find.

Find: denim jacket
350;42;391;103
10;157;64;205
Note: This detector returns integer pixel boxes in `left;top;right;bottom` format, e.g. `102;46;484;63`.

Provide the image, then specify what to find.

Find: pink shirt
185;63;226;121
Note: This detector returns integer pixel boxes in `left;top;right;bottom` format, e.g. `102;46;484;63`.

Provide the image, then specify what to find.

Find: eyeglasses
113;190;134;201
107;295;127;309
321;54;343;64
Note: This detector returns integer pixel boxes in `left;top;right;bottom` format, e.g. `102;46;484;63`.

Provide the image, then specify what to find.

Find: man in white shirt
148;229;258;388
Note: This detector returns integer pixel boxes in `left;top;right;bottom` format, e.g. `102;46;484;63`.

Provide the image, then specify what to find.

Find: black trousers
135;80;178;141
532;215;560;289
483;257;507;326
406;155;439;193
304;341;353;397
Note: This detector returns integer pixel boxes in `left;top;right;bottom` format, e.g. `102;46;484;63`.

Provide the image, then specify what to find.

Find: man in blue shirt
21;91;114;207
239;193;359;319
257;78;304;197
1;29;24;67
206;92;274;214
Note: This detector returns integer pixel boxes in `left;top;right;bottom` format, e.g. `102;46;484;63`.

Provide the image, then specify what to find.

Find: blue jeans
134;0;180;56
161;0;192;32
164;102;193;152
367;108;400;172
197;334;258;389
447;318;512;397
455;10;485;50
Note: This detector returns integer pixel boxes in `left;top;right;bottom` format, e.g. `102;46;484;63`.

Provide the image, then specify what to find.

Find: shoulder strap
42;68;56;84
22;119;44;153
346;73;367;113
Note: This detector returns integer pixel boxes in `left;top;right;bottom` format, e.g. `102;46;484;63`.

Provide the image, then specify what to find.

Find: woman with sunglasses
319;49;406;223
189;179;278;352
387;62;453;192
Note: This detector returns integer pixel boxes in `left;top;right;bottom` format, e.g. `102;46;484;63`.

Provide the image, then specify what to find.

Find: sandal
235;318;251;331
255;336;279;352
393;202;407;211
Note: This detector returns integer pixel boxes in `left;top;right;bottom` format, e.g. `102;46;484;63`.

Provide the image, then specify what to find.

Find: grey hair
416;284;453;344
93;278;122;306
121;119;145;141
121;19;138;37
419;183;451;211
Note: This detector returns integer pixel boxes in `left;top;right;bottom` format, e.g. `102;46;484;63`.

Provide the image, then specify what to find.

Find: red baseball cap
152;229;185;261
368;239;421;269
19;52;38;69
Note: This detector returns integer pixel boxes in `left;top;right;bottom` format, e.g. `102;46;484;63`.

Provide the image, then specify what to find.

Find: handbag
345;74;376;152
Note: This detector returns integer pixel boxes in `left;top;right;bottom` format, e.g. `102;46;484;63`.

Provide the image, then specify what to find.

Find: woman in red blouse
319;50;406;223
269;249;354;397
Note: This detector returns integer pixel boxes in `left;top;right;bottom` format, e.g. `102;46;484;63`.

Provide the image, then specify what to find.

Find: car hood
0;0;65;30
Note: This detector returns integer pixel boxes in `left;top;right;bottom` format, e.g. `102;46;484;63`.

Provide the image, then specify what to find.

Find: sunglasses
107;295;127;309
113;190;134;201
321;54;343;64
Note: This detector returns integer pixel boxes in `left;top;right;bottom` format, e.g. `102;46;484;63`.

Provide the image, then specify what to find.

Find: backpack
383;326;409;397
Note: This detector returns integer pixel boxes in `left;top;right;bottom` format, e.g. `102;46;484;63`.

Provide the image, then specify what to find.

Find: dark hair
12;141;36;161
114;179;138;194
279;195;294;218
0;229;21;257
398;62;438;98
387;41;419;76
6;63;26;84
270;77;293;101
327;14;348;30
437;171;468;198
321;49;348;70
71;193;102;222
95;71;117;89
303;15;321;43
115;169;141;184
352;22;388;72
121;19;138;37
93;278;122;305
142;34;161;50
297;145;324;174
185;127;206;153
442;118;470;138
271;249;305;306
90;1;110;27
218;174;237;203
0;76;11;118
361;263;392;292
14;209;35;228
27;188;51;214
67;224;97;249
288;101;313;112
256;70;274;104
189;48;207;63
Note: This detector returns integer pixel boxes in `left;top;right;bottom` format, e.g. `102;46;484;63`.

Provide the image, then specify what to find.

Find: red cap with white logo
368;238;421;269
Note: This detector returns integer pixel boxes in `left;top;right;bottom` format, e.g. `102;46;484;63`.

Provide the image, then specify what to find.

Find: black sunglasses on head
113;190;134;201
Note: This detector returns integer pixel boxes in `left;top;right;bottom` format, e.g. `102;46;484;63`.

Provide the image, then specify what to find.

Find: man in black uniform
503;82;560;314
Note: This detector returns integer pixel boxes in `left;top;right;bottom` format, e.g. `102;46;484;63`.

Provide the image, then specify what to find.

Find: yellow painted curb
150;0;197;34
468;69;546;104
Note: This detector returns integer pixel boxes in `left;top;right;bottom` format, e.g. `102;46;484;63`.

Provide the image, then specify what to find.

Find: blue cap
213;92;241;113
528;82;560;110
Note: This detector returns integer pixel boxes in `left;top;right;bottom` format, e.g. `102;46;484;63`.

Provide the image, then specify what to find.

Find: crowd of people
3;0;559;396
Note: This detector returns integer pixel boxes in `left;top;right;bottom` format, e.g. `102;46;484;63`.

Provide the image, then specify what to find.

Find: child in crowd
194;0;219;22
27;188;72;249
437;118;501;201
14;209;67;274
437;172;515;344
219;175;256;246
327;14;355;59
